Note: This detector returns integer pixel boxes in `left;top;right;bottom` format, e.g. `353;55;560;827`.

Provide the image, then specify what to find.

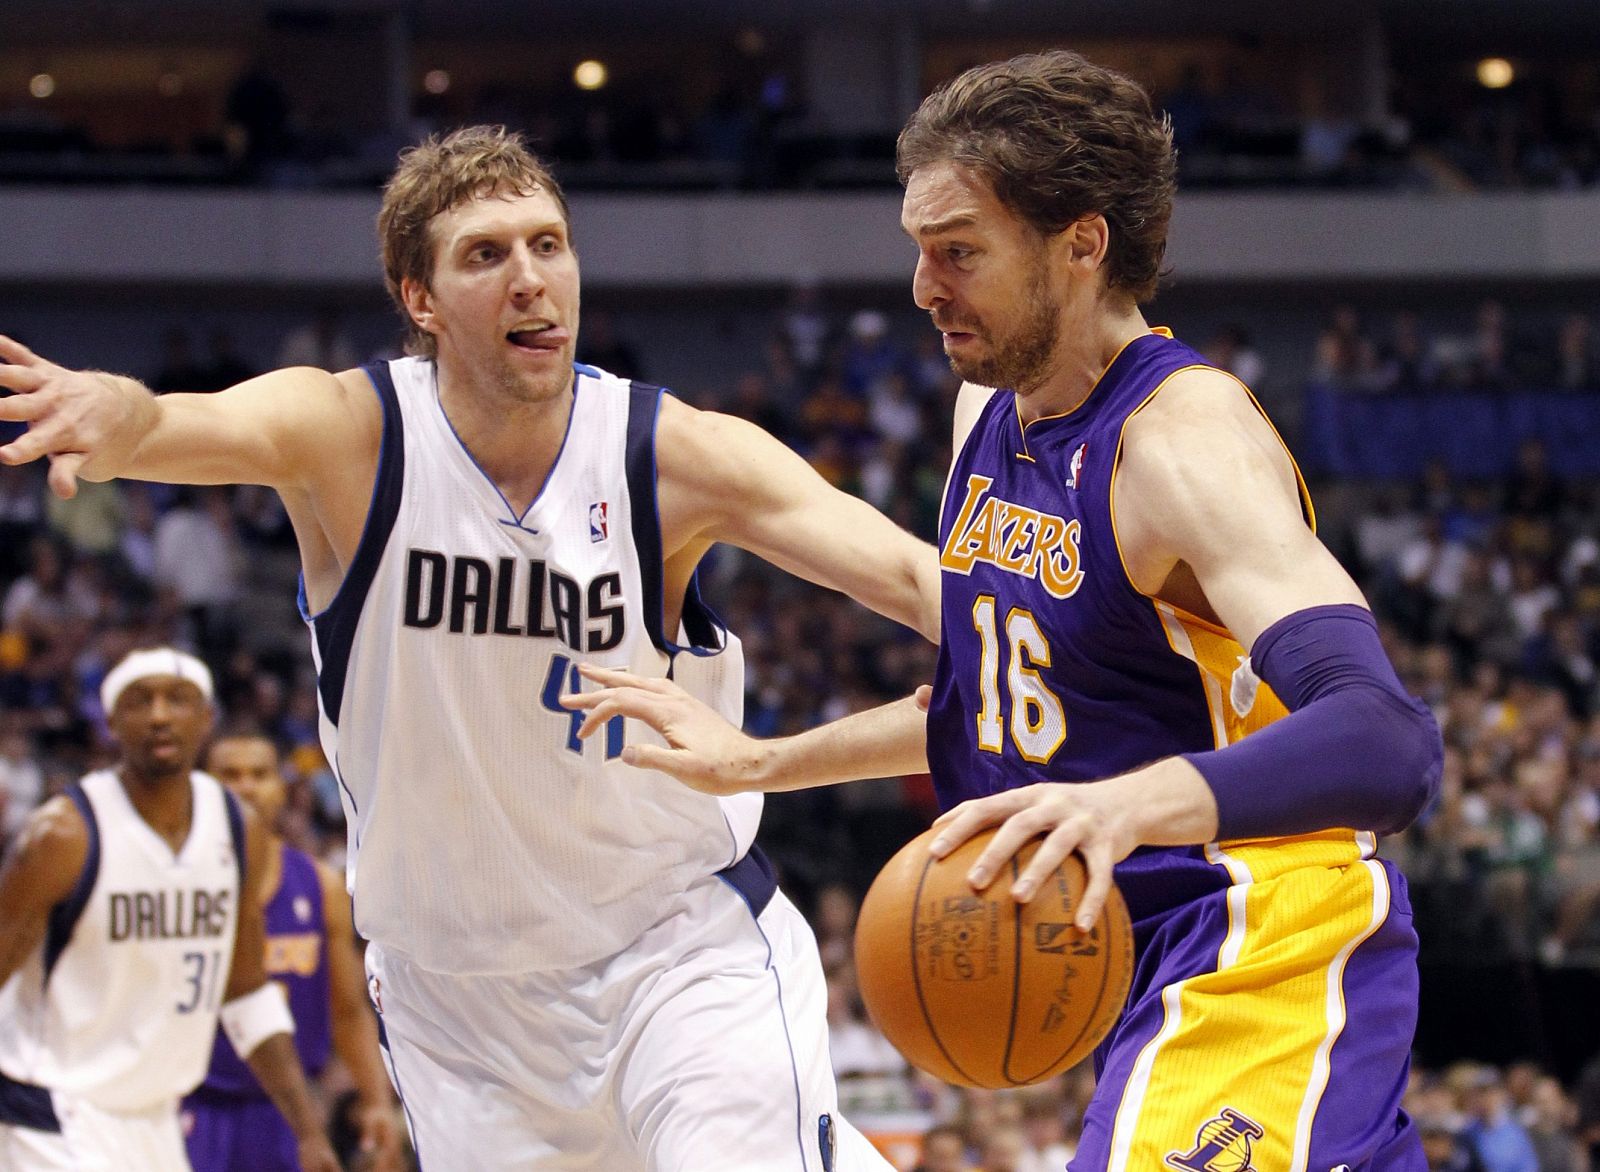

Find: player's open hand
562;664;765;795
927;781;1140;931
297;1132;342;1172
357;1100;404;1171
0;335;148;499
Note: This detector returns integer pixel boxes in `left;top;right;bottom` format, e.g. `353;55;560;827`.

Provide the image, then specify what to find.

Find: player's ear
400;276;437;335
1057;214;1110;273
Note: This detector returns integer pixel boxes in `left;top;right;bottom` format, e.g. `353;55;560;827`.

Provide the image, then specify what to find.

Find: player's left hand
561;664;765;795
297;1132;342;1172
357;1100;404;1171
927;780;1140;931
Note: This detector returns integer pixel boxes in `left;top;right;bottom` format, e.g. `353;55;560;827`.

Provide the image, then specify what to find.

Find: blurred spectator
46;478;125;560
0;718;44;846
0;465;47;583
1375;310;1440;393
225;55;292;164
1553;313;1599;392
916;1124;975;1172
782;282;831;377
152;487;241;664
843;310;907;399
1200;323;1266;388
1461;1067;1541;1172
1311;304;1379;392
576;309;644;381
277;310;361;371
202;327;257;389
151;326;213;393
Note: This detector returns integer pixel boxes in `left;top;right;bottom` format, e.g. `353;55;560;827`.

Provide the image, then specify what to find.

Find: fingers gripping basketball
853;826;1134;1089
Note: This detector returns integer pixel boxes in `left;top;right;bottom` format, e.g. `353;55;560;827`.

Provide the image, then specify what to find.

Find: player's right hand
0;335;146;499
562;664;765;795
298;1133;342;1172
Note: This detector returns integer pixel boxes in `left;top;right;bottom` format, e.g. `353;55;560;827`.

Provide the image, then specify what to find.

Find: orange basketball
853;825;1134;1089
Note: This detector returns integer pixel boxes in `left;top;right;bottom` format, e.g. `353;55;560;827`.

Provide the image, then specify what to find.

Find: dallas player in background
0;648;338;1172
567;51;1443;1172
0;126;937;1169
183;731;401;1172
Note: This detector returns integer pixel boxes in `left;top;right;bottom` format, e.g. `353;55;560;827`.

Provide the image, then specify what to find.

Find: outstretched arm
565;667;929;794
653;397;941;643
223;809;341;1172
0;335;374;501
320;861;401;1171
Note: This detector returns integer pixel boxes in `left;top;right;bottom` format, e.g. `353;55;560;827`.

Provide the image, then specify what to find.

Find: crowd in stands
1312;301;1600;395
2;290;1599;1168
7;41;1600;193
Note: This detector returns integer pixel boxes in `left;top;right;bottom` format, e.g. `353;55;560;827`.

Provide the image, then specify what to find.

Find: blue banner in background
1300;386;1600;479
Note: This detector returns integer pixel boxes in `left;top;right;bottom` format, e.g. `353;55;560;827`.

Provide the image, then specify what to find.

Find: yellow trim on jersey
1012;328;1173;459
1107;363;1317;604
1106;858;1391;1172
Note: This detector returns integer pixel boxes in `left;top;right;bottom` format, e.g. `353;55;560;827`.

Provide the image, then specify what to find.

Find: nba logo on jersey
589;501;609;543
1067;442;1087;489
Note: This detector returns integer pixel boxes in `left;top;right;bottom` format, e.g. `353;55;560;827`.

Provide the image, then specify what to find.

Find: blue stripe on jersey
305;361;407;727
43;784;99;984
622;382;727;658
223;788;246;892
716;844;777;918
0;1068;58;1133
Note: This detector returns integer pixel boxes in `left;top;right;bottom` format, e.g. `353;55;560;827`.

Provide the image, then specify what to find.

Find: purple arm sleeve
1180;603;1442;840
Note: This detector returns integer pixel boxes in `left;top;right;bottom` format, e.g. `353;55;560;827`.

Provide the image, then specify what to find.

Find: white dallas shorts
366;848;891;1172
0;1081;188;1172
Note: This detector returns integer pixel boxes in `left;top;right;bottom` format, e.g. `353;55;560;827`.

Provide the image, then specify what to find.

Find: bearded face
937;245;1062;393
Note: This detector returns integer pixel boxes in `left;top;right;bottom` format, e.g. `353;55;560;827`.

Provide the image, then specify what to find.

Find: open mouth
507;326;568;353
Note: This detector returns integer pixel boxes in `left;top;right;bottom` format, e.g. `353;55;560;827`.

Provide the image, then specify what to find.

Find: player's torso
0;770;243;1112
928;333;1353;921
307;358;754;974
200;843;330;1096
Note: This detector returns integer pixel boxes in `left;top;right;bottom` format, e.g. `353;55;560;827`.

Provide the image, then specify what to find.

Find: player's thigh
619;890;891;1172
1075;862;1423;1172
7;1097;193;1172
371;954;627;1172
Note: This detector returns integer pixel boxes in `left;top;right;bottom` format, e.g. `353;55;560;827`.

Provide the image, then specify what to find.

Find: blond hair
377;125;570;358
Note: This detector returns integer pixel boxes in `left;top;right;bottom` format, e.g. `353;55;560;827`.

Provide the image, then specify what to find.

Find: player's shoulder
5;793;92;898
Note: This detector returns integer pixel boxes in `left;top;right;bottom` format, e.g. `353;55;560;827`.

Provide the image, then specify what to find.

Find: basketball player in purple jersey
183;733;400;1172
569;51;1442;1172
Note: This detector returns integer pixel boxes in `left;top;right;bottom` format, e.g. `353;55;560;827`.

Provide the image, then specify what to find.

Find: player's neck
437;366;576;515
1015;304;1149;423
117;768;194;854
260;834;286;907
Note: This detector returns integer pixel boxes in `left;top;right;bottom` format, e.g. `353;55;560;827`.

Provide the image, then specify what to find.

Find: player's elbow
1354;688;1443;836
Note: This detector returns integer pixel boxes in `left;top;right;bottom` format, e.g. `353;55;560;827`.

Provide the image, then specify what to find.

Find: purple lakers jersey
200;844;332;1096
928;331;1321;924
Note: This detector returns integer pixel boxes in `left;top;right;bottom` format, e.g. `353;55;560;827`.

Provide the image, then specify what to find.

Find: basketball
853;825;1134;1089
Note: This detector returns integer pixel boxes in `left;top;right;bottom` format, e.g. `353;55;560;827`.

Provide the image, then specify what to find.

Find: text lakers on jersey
939;474;1085;599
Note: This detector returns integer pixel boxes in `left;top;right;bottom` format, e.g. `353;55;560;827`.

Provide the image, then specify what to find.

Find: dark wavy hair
896;51;1176;303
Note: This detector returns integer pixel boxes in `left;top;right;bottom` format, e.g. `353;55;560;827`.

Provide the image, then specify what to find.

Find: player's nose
911;253;946;311
506;243;546;301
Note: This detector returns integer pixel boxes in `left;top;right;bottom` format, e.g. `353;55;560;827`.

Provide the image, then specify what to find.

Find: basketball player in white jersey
0;648;339;1172
0;127;938;1170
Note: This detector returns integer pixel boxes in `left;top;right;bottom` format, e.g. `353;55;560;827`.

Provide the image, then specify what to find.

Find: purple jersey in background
184;843;333;1172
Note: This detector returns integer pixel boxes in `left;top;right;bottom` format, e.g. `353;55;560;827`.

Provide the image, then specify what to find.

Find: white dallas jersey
0;770;243;1113
306;358;759;975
